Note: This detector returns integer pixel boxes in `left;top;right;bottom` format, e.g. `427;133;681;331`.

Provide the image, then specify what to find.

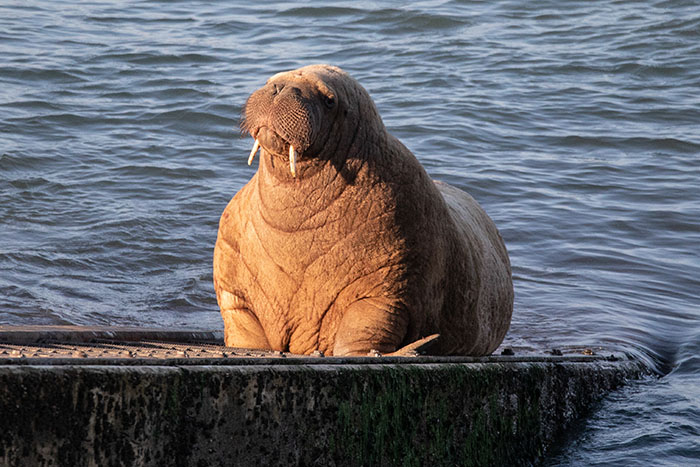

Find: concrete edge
0;325;224;344
0;353;633;366
0;357;653;466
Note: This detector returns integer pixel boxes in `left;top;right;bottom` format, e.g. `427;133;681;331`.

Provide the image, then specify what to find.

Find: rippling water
1;1;698;464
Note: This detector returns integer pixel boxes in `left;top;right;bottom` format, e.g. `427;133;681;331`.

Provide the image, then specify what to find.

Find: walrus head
241;64;383;177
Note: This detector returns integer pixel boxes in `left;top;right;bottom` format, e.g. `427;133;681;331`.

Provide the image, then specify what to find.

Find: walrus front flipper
220;307;271;350
218;290;271;349
332;298;409;356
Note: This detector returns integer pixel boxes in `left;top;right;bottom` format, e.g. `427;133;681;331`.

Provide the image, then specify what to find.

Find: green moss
330;364;550;466
332;366;425;466
164;375;182;422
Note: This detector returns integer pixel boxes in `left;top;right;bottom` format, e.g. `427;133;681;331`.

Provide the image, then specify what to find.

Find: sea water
1;1;698;464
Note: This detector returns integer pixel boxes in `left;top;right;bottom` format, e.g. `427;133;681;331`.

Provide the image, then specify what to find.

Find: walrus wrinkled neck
252;148;346;227
252;133;382;235
257;147;325;185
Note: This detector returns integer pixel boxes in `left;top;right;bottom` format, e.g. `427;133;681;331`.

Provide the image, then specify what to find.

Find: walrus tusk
248;139;260;166
289;144;297;177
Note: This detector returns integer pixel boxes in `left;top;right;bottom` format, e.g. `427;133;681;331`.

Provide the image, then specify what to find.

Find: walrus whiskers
248;139;260;166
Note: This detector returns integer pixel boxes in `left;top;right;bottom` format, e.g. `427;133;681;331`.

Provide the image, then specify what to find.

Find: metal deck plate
0;325;619;365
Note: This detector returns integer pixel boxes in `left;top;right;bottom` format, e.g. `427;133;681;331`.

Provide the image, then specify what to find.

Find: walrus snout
243;82;317;143
243;85;320;177
241;68;345;177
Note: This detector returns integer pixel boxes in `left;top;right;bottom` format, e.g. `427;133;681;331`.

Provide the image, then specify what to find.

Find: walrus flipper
332;297;409;356
218;289;271;350
387;334;441;357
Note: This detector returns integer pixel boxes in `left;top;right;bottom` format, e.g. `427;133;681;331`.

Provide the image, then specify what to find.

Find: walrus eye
324;95;335;108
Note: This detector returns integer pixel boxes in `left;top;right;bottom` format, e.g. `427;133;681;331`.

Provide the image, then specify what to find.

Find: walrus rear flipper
385;334;441;357
332;297;409;356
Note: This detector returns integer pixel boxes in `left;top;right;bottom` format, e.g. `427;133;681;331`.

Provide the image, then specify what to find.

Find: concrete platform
0;326;651;466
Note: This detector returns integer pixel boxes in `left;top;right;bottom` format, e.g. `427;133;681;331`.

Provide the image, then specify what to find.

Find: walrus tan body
213;65;513;356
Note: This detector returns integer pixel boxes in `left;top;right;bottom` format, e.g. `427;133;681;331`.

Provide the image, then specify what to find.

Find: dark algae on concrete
328;362;643;466
0;352;649;466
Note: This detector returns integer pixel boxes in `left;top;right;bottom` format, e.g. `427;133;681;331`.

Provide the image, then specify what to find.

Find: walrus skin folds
213;65;513;356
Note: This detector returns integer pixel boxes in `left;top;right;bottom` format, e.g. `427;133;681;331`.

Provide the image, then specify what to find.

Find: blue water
1;1;698;464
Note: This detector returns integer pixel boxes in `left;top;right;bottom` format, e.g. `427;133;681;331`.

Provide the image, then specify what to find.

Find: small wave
555;135;700;153
86;15;196;25
278;6;366;18
0;66;86;84
94;51;221;66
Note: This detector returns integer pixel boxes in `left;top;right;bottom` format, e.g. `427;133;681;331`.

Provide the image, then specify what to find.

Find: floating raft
0;326;650;466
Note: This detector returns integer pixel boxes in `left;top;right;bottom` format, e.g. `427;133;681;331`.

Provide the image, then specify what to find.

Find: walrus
213;64;513;356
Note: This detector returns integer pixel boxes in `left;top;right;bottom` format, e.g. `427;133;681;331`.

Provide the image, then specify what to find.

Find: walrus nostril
273;85;302;98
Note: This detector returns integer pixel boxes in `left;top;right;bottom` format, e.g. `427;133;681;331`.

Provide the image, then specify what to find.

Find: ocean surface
1;0;698;464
